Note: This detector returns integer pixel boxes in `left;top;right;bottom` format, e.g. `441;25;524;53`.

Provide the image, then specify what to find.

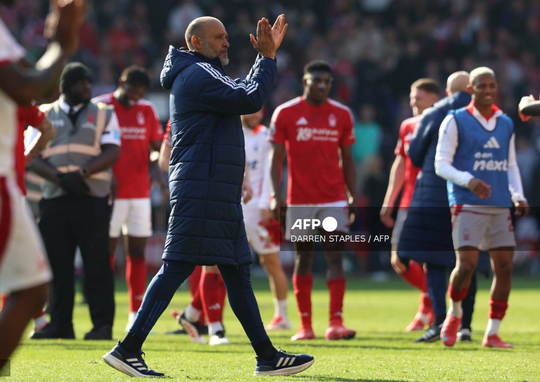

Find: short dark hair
120;65;150;88
304;60;332;75
411;78;440;95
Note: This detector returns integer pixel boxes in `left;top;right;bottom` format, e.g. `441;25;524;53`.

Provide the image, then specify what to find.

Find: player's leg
200;265;229;345
77;197;115;340
321;233;355;340
291;241;316;340
259;251;290;330
415;263;448;342
170;266;206;334
483;247;514;348
217;263;314;376
459;271;477;341
0;283;48;371
103;260;196;377
123;198;153;329
109;199;128;271
441;246;479;346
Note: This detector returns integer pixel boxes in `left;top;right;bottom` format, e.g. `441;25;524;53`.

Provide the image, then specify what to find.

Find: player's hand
242;182;253;204
390;251;407;274
250;14;288;59
514;200;530;218
467;178;491;199
260;208;272;227
270;194;286;225
380;205;395;228
44;0;86;57
58;171;89;196
518;95;534;122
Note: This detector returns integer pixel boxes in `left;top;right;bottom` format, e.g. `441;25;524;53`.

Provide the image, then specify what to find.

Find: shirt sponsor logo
296;127;339;142
120;126;147;140
473;159;508;171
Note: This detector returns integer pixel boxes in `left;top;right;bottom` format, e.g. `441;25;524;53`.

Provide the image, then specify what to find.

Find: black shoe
414;324;442;343
165;328;188;335
84;325;112;340
458;328;472;341
30;324;75;339
254;348;315;376
179;313;207;344
103;341;164;377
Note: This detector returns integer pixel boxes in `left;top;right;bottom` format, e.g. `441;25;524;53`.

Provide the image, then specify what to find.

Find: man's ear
191;35;202;50
467;84;473;94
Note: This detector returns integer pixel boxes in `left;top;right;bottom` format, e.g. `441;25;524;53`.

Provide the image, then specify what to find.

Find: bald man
397;72;477;343
103;15;315;378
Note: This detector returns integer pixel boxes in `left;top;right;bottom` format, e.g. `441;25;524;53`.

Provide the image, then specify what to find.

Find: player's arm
380;155;405;228
259;139;273;226
518;95;540;118
341;144;357;223
158;121;172;172
242;161;253;204
507;134;529;217
149;139;168;192
25;117;55;166
0;1;85;104
269;142;286;220
434;115;490;199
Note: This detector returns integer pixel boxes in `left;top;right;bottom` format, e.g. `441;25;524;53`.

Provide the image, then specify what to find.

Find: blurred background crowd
3;0;540;276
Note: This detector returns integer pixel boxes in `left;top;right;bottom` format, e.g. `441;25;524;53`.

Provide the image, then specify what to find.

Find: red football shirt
16;104;45;195
394;115;422;209
269;97;355;205
94;93;163;199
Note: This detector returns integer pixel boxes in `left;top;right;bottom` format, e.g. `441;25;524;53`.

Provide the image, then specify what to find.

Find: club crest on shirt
87;112;95;124
329;114;336;127
137;111;145;125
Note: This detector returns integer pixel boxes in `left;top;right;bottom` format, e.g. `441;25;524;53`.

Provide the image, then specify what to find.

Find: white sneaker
209;331;230;346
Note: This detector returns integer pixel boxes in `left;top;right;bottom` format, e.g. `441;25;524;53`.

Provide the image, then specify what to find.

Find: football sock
426;264;448;325
461;272;477;330
126;256;146;313
201;272;224;325
190;266;205;325
33;311;48;329
184;303;201;323
208;321;224;336
273;298;288;319
401;261;428;292
293;274;313;328
448;285;469;318
327;277;346;326
485;299;508;337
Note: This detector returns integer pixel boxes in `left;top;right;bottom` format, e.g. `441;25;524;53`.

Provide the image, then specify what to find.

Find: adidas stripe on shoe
254;349;314;376
103;341;164;377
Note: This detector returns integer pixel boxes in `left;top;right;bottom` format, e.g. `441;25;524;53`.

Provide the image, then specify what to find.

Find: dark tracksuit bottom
39;195;115;331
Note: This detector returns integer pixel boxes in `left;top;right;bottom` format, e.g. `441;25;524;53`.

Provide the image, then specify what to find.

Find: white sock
209;321;224;336
485;319;501;337
34;314;48;330
274;299;288;319
185;304;201;322
448;300;462;318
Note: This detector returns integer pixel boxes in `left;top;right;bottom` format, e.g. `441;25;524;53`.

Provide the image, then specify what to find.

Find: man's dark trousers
39;195;115;331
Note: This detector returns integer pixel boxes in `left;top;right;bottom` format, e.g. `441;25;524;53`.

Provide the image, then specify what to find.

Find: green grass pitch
7;277;540;381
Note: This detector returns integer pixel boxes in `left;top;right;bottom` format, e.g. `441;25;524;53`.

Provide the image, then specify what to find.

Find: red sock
489;299;508;320
293;274;313;329
201;272;224;323
327;277;346;326
420;292;432;315
126;256;147;313
190;267;205;324
1;294;6;310
448;284;469;302
218;276;226;311
401;261;427;293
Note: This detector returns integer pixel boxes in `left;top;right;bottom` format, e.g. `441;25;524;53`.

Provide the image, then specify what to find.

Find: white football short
243;201;279;255
451;205;515;251
286;201;350;240
391;208;408;245
109;198;153;238
0;176;52;294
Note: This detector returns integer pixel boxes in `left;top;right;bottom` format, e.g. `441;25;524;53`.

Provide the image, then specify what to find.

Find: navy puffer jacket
160;47;277;265
398;92;470;266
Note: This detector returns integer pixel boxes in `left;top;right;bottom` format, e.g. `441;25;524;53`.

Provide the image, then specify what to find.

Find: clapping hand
250;14;288;59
